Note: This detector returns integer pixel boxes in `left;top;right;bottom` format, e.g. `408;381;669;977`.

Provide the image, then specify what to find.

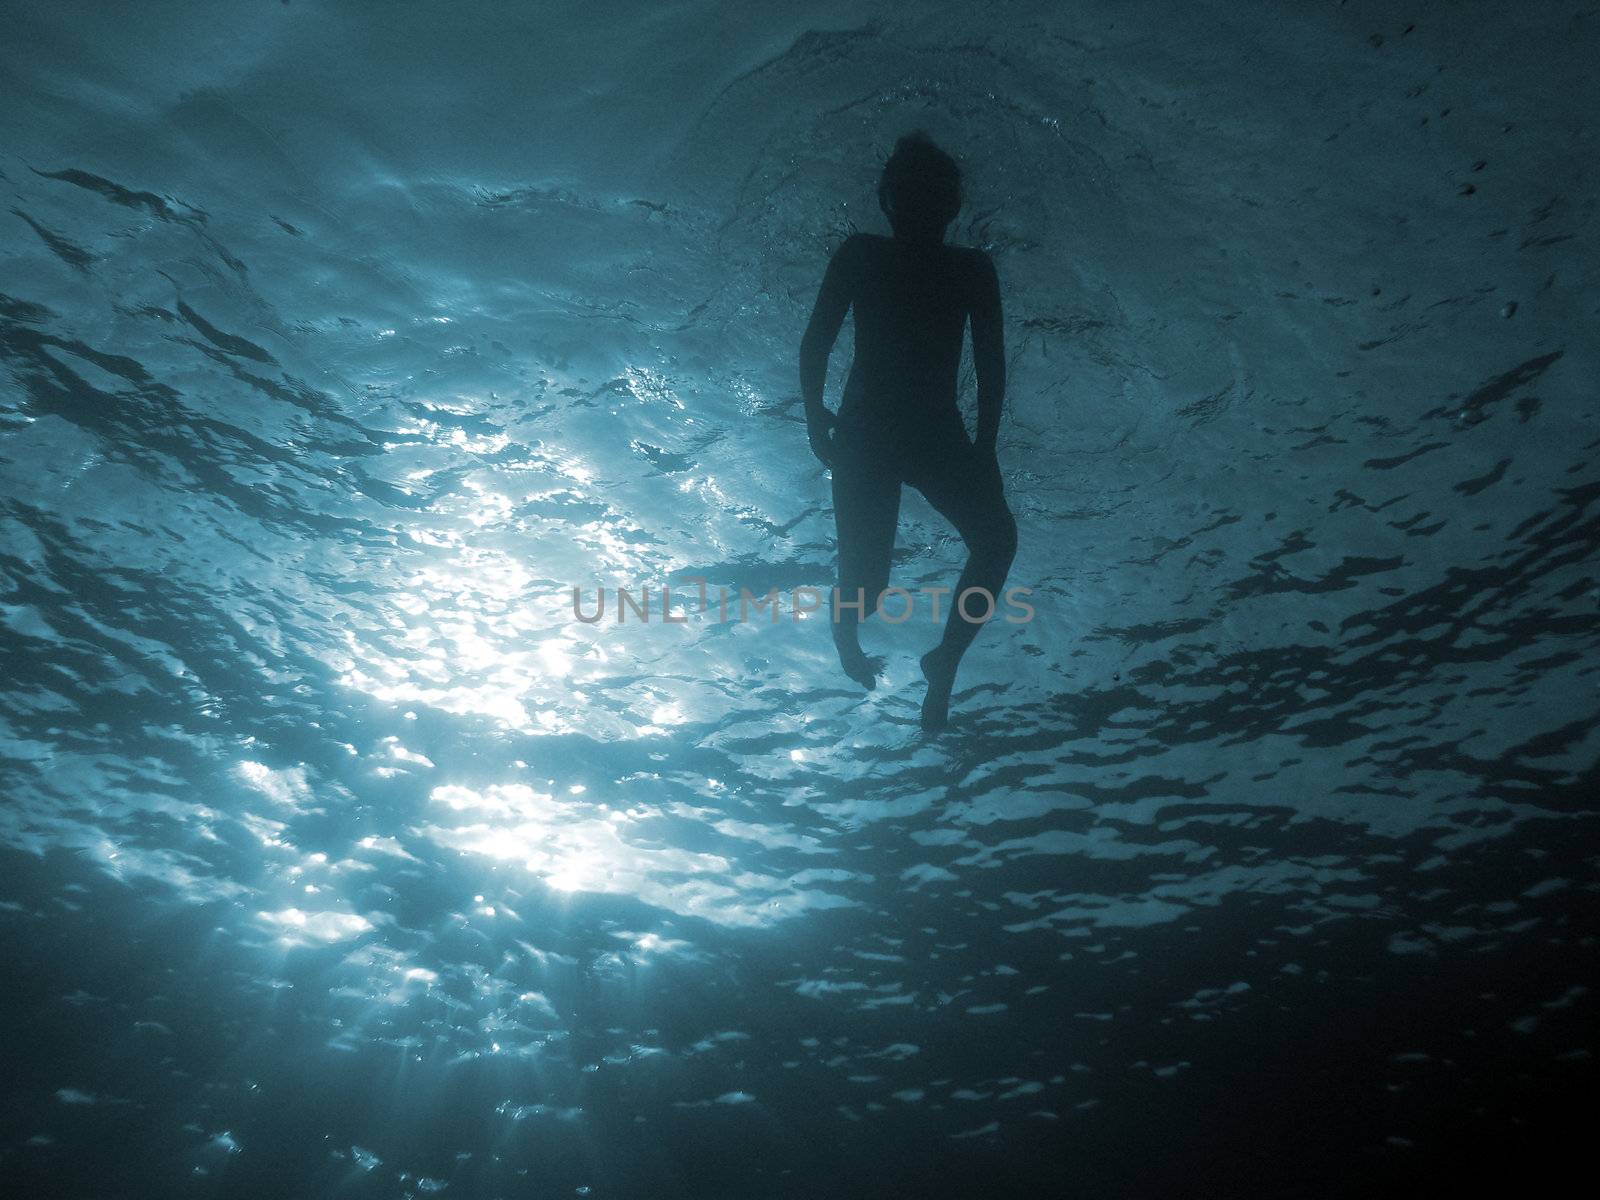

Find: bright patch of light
418;782;843;926
260;907;373;945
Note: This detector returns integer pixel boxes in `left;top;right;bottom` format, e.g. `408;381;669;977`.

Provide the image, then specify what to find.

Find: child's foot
834;631;883;690
920;645;959;731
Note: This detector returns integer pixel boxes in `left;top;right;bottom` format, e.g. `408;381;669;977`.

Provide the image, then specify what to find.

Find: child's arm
799;235;864;463
969;251;1005;453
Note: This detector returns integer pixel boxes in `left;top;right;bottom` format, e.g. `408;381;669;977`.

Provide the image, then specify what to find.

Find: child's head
878;131;962;238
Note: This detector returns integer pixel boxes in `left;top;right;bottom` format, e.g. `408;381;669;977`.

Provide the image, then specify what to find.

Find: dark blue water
2;1;1596;1196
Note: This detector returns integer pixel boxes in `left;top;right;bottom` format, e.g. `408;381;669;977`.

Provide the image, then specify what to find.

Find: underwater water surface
1;1;1597;1196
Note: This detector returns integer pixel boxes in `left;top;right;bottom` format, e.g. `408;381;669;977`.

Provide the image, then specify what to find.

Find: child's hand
807;410;836;467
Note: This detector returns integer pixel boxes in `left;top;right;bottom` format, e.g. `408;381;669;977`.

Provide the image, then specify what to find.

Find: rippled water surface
2;1;1597;1196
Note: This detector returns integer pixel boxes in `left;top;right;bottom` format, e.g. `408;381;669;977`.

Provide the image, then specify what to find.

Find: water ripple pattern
1;1;1595;1196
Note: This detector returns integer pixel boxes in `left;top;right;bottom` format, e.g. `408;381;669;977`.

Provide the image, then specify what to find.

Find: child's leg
907;440;1017;726
830;438;901;687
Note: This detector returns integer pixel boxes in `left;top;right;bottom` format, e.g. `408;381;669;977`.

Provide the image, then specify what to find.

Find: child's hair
877;131;963;230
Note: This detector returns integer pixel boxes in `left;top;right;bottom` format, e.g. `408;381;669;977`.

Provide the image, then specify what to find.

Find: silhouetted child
800;131;1017;731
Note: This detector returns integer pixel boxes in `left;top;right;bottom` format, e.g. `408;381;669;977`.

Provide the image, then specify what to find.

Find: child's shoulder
847;233;982;255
